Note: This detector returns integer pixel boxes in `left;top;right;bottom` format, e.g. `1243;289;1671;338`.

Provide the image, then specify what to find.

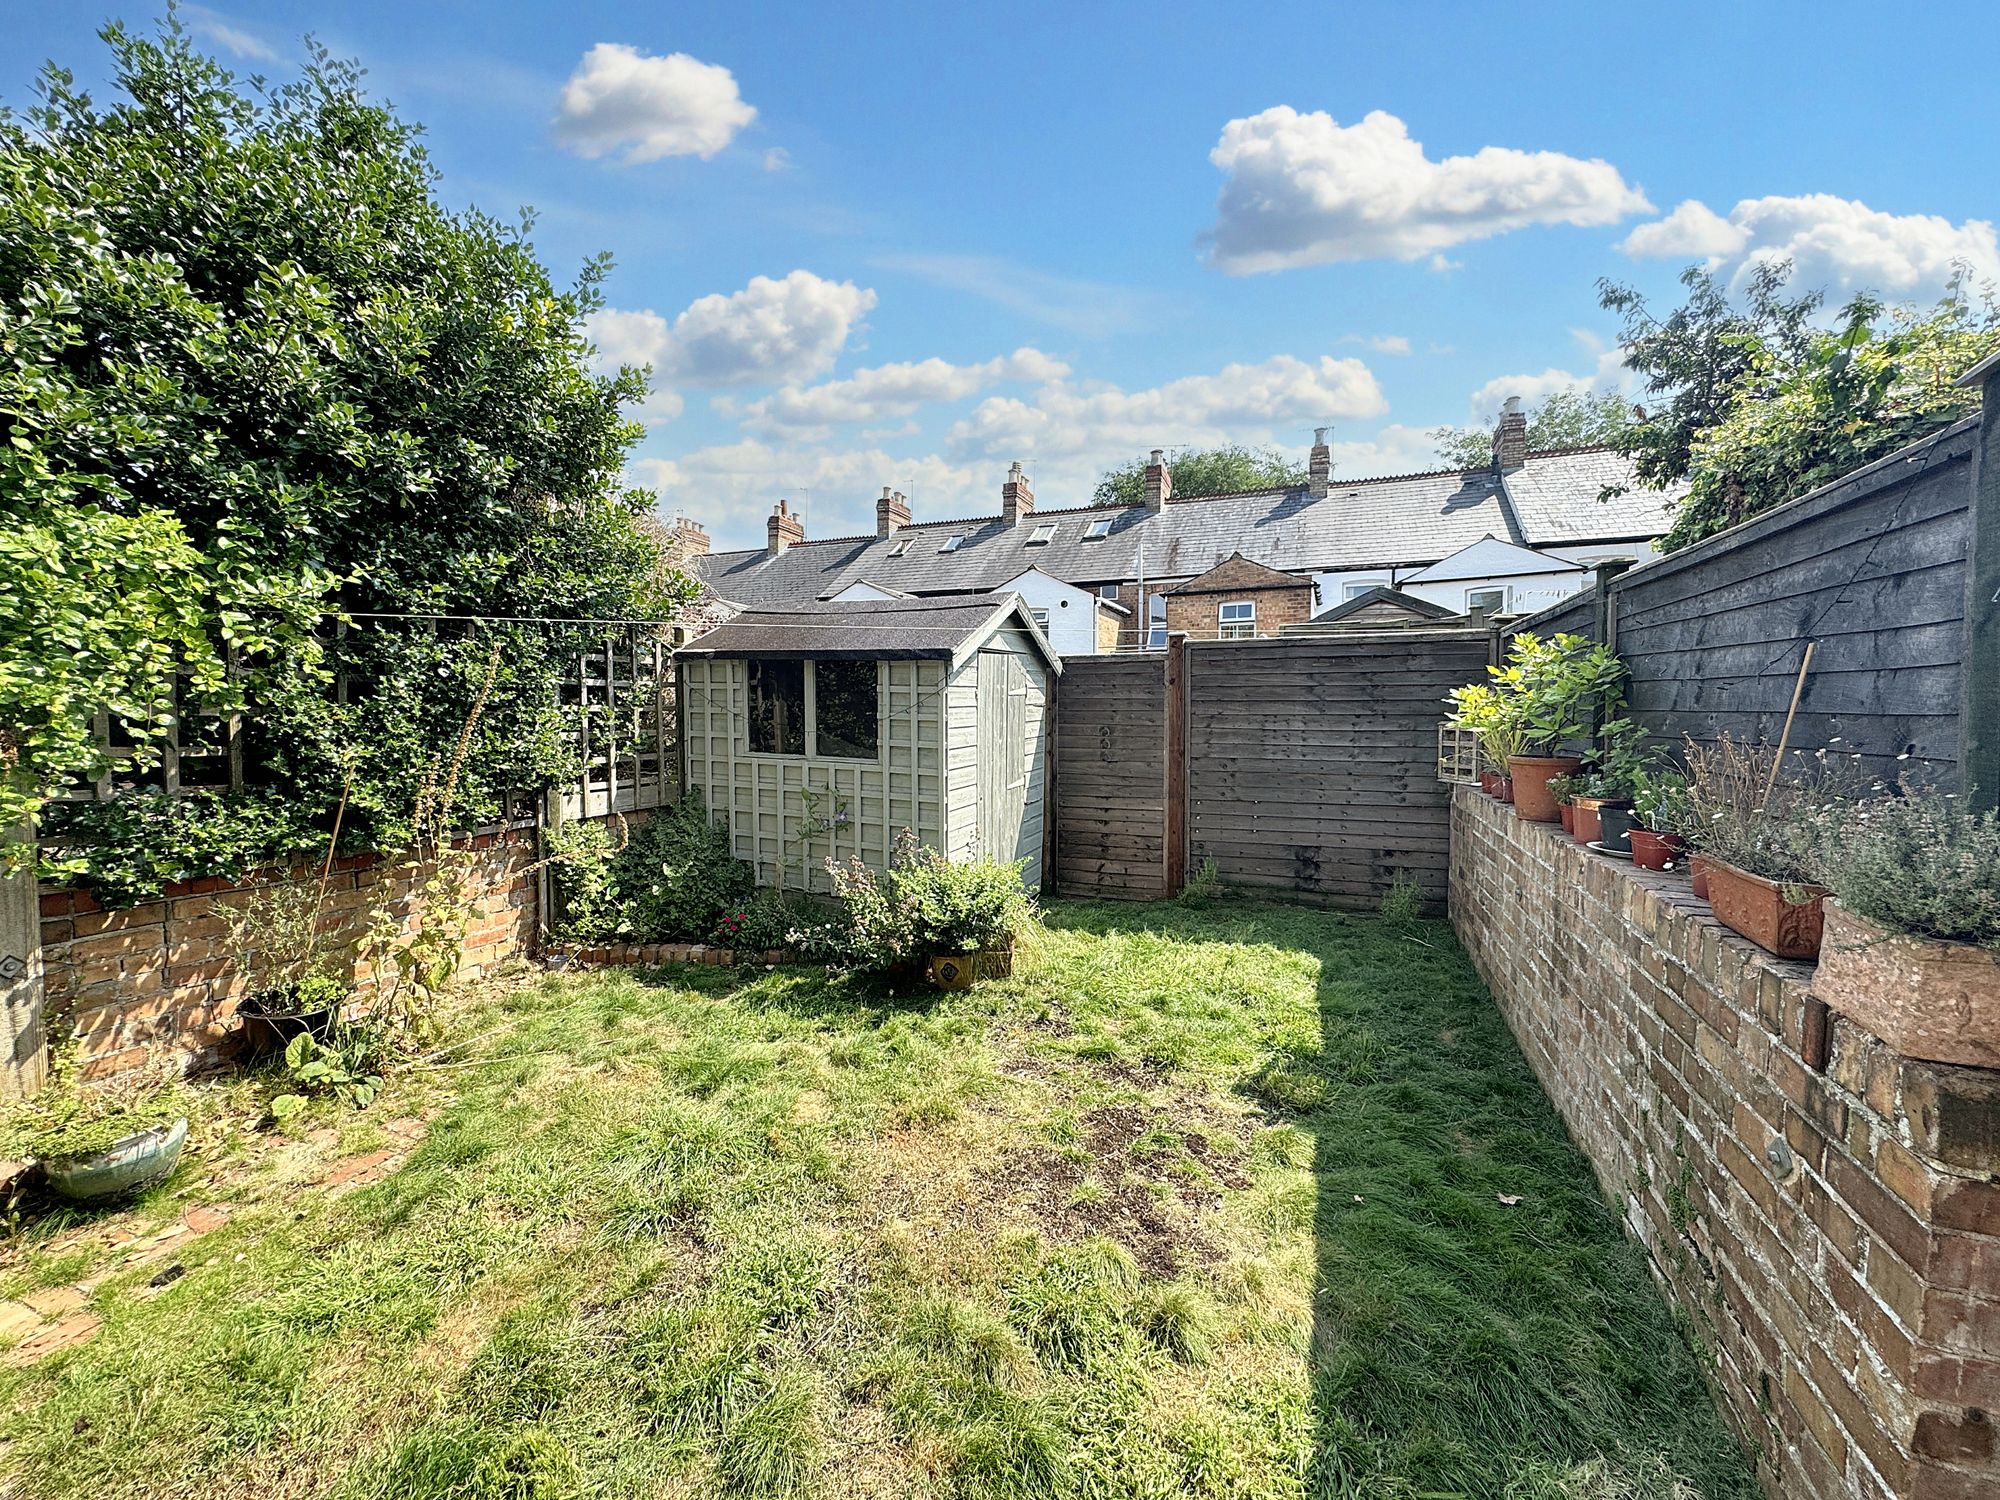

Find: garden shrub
616;797;755;942
824;833;1032;971
712;890;824;952
1815;790;2000;950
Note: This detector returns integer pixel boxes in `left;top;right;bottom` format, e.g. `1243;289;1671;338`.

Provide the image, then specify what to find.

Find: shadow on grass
1042;896;1758;1498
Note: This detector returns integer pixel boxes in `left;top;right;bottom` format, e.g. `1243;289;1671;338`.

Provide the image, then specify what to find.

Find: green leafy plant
544;817;626;944
269;1023;390;1122
1632;769;1694;836
1488;633;1625;756
1545;773;1587;808
218;879;359;1015
823;832;1032;972
712;890;823;952
1583;719;1658;801
0;1031;188;1164
614;794;755;943
1379;876;1424;926
1446;683;1525;771
1179;856;1224;904
1814;789;2000;951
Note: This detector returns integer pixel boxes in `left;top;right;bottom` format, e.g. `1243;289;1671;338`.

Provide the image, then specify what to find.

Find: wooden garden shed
678;595;1061;893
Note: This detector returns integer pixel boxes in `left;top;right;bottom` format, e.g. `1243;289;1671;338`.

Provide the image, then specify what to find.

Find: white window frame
1029;607;1050;630
1342;581;1384;602
1082;517;1112;541
1097;583;1121;600
1465;585;1510;613
887;537;912;557
939;534;964;553
1026;522;1057;545
1217;599;1256;640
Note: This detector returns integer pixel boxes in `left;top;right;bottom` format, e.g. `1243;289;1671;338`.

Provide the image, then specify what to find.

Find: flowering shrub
1815;790;2000;951
1683;736;1865;885
712;890;822;951
820;832;1032;972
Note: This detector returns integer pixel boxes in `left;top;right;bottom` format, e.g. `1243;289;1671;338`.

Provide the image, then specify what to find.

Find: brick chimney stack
1492;396;1528;472
1143;449;1173;511
1001;461;1036;525
767;497;805;556
1308;427;1333;499
875;486;910;538
670;516;710;559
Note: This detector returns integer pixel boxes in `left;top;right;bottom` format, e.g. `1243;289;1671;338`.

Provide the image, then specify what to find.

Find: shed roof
679;594;1063;673
693;445;1682;610
1310;586;1461;625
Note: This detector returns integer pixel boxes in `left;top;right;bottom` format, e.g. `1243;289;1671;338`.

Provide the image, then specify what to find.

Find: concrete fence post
1;825;46;1099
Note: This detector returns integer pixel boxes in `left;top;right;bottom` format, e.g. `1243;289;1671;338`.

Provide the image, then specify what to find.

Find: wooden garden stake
1763;641;1817;807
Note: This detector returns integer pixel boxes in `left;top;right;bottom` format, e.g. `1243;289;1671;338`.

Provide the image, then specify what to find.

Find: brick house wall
1451;787;2000;1500
38;831;539;1078
1163;582;1314;640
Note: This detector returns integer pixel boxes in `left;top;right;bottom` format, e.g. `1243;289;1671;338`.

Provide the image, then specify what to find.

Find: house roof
1161;551;1308;596
1310;586;1461;625
678;594;1063;674
1403;534;1587;585
692;446;1682;609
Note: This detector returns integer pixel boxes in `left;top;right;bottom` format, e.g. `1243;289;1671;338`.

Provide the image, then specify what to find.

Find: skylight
1082;518;1112;541
887;538;912;557
1026;523;1058;545
939;535;964;553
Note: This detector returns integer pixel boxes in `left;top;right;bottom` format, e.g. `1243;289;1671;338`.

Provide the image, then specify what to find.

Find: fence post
1;825;46;1100
1591;559;1633;651
1961;353;2000;811
1163;634;1188;896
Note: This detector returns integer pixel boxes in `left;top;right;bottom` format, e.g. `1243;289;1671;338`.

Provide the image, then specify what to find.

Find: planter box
1814;900;2000;1069
927;948;1014;990
1705;859;1825;960
1508;755;1582;824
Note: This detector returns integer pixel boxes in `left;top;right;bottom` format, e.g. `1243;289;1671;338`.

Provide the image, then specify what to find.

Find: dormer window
1082;518;1112;541
939;535;965;553
1026;523;1057;545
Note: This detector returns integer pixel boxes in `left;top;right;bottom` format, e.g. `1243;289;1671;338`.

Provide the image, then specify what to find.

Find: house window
940;534;965;553
1465;586;1509;613
1342;582;1382;601
813;660;878;759
1145;595;1167;650
887;537;912;557
1026;523;1057;545
748;659;806;755
1097;584;1121;600
1083;518;1112;541
1217;600;1256;640
1029;607;1050;630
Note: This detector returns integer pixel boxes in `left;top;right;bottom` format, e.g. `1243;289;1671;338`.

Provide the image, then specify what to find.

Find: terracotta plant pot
1571;796;1626;846
1628;829;1687;871
1813;901;2000;1069
1508;755;1583;824
1705;859;1826;959
1689;853;1710;901
1558;803;1576;838
1478;770;1499;798
1497;776;1514;805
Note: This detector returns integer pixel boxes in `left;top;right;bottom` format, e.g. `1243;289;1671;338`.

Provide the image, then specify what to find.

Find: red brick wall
1163;583;1315;640
38;831;539;1077
1451;787;2000;1500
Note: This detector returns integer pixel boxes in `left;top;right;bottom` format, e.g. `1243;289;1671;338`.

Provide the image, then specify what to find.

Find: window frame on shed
743;658;882;762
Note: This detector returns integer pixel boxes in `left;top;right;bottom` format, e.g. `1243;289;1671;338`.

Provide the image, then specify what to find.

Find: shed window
813;661;878;759
1026;523;1057;545
748;659;806;755
1218;600;1255;640
940;534;965;553
1083;518;1112;541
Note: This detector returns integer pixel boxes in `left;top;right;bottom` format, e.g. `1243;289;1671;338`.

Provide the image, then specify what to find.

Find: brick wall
38;831;539;1077
1163;582;1314;640
1450;786;2000;1500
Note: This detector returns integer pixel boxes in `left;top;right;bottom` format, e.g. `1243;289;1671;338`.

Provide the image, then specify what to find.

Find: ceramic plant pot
1597;805;1637;855
1628;829;1687;871
1813;900;2000;1069
928;948;1014;991
1705;859;1826;959
1508;755;1583;824
1689;854;1711;901
42;1118;189;1203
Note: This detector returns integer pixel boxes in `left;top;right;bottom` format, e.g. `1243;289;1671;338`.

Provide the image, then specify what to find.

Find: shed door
976;650;1030;860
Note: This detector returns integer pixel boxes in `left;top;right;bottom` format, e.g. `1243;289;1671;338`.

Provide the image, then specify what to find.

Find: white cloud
761;147;792;173
1341;333;1412;355
1323;423;1449;477
946;354;1386;462
874;253;1154;337
1203;106;1651;274
184;5;281;63
737;348;1070;438
553;43;756;164
1619;194;2000;297
632;443;988;545
586;271;876;411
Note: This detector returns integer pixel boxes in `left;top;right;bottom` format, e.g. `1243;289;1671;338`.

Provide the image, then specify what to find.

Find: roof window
1026;523;1057;545
939;535;965;553
1082;518;1112;540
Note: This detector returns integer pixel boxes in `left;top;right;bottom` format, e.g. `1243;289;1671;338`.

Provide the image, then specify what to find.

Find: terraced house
691;400;1687;652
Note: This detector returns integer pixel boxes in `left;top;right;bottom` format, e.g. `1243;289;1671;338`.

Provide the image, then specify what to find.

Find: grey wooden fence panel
1052;655;1169;898
1185;632;1489;913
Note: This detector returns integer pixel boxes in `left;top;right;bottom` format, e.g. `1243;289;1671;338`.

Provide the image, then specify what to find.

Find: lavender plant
1815;790;2000;951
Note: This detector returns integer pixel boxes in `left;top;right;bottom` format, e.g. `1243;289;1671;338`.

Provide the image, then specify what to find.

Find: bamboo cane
1762;641;1817;807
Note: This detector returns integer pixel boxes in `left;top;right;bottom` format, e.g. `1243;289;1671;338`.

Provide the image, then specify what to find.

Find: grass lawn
0;899;1756;1499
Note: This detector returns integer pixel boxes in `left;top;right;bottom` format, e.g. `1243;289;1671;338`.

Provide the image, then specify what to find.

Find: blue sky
11;2;1999;550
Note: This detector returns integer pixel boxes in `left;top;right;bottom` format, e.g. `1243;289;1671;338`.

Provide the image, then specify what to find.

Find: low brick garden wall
1451;786;1999;1500
567;941;798;969
39;831;538;1077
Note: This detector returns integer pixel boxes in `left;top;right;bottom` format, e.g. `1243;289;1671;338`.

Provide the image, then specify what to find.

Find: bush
1816;790;2000;951
823;833;1032;972
618;797;755;941
712;890;824;952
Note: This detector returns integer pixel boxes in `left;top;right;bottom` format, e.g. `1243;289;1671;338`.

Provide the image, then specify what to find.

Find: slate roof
1162;552;1310;596
693;446;1682;609
679;594;1062;672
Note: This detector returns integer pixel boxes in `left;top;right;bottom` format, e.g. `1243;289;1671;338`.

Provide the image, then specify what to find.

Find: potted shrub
1445;684;1518;800
1683;736;1853;958
1547;773;1587;839
1575;719;1652;852
1496;634;1623;823
1629;769;1693;871
2;1035;190;1203
826;833;1032;987
218;881;359;1057
1811;791;2000;1068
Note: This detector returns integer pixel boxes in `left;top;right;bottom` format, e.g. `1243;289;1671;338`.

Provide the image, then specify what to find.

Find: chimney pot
875;484;911;538
669;515;710;559
767;497;806;556
1308;427;1333;499
1492;397;1528;473
1143;450;1172;511
1001;460;1036;525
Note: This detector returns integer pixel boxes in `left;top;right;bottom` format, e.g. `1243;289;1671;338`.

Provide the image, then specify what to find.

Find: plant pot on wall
1628;829;1686;871
42;1118;189;1203
1705;860;1826;960
1558;803;1576;838
1497;776;1514;805
1507;756;1583;823
1812;900;2000;1069
1571;797;1625;846
1689;854;1711;901
1597;805;1637;854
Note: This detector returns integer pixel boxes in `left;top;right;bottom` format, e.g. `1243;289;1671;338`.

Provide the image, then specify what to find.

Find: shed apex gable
1162;551;1307;596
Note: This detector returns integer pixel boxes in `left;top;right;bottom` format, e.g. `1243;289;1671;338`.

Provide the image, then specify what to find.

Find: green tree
2;17;688;887
1601;263;1995;549
1090;444;1307;507
1430;388;1633;469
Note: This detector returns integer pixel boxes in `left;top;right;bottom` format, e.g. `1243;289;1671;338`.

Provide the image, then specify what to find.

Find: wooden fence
1050;630;1490;911
1510;415;1984;790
